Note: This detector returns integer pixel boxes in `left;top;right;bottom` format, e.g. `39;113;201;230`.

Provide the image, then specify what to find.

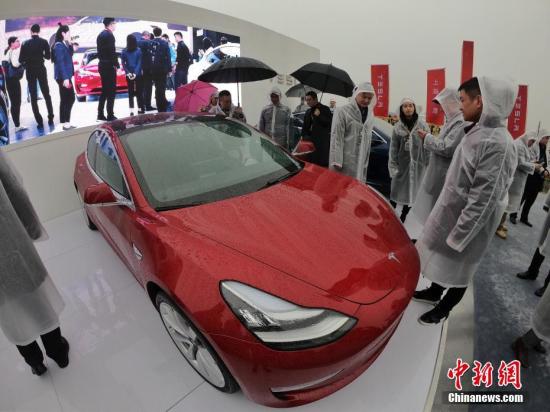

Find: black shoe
510;215;517;224
520;218;533;227
138;109;145;115
535;286;547;297
36;122;44;129
413;288;441;304
47;116;54;126
97;114;108;121
418;306;449;325
145;106;156;111
31;363;47;376
533;341;547;354
517;270;538;280
511;337;529;368
50;336;70;368
106;115;118;121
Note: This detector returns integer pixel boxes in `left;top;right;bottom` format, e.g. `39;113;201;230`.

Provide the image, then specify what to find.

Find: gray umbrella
285;84;320;98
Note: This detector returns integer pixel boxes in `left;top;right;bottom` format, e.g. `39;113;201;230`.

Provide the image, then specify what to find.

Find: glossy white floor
0;211;443;412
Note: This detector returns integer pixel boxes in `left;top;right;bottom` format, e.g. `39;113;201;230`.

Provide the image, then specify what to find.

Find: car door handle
132;243;143;261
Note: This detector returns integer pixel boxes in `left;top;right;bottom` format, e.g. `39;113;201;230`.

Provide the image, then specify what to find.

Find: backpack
150;39;169;74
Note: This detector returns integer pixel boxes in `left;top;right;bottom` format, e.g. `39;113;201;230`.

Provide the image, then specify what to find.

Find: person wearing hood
0;150;69;376
258;87;292;149
329;82;377;182
510;129;550;226
210;89;246;122
388;98;431;222
496;132;539;239
413;76;518;325
302;90;332;167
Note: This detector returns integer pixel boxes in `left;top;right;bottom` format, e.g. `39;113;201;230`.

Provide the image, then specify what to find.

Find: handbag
7;62;24;80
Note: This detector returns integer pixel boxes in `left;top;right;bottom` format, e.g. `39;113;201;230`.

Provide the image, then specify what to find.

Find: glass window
86;132;98;168
120;117;302;210
93;132;128;197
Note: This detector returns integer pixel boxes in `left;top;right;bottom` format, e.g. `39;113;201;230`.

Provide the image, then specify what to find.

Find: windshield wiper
155;201;206;211
258;169;301;190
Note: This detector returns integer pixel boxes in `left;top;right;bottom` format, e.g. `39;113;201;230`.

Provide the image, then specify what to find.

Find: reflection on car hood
161;165;417;304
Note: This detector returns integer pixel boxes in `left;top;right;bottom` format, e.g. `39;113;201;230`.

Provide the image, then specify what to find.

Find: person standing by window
96;17;118;121
174;31;192;90
3;37;26;133
121;34;144;115
52;24;76;130
149;27;171;113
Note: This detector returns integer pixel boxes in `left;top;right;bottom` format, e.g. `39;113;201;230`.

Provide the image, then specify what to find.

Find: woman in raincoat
0;150;68;375
495;132;538;239
329;82;377;183
413;76;518;325
412;89;467;225
388;98;430;222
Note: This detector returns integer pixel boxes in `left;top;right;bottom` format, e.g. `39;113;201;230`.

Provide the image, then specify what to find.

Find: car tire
76;95;87;103
155;291;239;394
74;182;97;231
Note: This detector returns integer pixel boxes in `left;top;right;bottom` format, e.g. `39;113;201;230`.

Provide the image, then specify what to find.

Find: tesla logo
388;252;400;263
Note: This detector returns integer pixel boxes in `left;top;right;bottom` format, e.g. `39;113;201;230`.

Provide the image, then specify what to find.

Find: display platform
0;211;443;412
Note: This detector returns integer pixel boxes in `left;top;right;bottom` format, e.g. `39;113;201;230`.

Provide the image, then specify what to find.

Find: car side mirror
84;183;131;207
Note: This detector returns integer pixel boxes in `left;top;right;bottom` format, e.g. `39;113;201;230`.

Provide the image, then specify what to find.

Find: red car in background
73;113;420;407
73;48;127;102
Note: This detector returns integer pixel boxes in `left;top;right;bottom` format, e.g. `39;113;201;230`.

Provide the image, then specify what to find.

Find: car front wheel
155;291;239;393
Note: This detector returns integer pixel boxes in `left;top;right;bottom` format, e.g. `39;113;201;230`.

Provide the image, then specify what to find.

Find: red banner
507;85;528;139
461;41;474;84
426;69;446;125
371;65;389;117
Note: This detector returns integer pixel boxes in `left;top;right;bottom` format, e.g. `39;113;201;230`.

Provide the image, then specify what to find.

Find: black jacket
19;35;50;69
302;103;333;167
176;41;192;71
96;29;119;68
150;37;171;75
138;39;152;72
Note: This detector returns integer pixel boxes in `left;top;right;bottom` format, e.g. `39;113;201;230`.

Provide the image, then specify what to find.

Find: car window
86;132;98;169
120;117;303;210
93;132;129;197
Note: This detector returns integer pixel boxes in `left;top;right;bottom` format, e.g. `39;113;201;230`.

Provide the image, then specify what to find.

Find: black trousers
5;77;21;127
98;65;116;117
142;70;153;109
152;72;168;112
26;66;54;123
126;76;144;110
174;68;188;90
520;175;543;221
57;80;75;123
427;282;467;313
389;200;411;223
16;327;65;367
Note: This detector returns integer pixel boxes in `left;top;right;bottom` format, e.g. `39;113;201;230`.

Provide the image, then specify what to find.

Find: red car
73;48;127;102
73;113;420;407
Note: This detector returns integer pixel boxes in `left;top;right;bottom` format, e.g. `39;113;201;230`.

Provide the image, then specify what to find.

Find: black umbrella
198;57;277;106
291;63;354;99
285;83;320;98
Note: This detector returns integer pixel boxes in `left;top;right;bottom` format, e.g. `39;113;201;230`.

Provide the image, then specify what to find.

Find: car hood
161;165;417;304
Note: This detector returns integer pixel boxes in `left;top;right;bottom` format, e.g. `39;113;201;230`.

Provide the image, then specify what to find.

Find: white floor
0;211;443;412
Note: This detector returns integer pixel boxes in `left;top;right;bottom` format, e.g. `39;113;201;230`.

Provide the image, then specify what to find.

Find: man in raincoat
210;89;247;123
258;87;292;149
495;132;539;239
0;150;69;375
388;98;431;222
412;88;467;225
302;90;332;167
329;82;377;183
413;76;518;325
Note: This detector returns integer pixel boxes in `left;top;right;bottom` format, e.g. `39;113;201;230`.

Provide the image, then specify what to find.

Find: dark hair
30;23;40;33
53;23;70;44
161;34;169;40
4;36;18;55
220;36;228;44
305;91;318;100
141;30;150;37
399;100;418;131
174;31;183;38
153;27;162;37
203;37;213;49
126;34;137;52
103;17;115;27
458;77;481;99
219;90;231;98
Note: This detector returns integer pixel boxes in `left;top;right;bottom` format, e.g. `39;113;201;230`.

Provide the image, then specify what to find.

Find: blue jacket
121;48;142;77
52;42;74;81
150;38;172;75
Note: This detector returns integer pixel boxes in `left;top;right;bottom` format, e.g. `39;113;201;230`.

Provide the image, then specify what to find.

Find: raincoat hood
434;88;461;119
478;76;518;127
520;131;537;146
352;81;377;110
268;86;283;106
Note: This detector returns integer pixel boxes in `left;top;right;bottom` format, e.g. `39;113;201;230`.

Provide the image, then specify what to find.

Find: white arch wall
176;0;550;130
0;0;319;221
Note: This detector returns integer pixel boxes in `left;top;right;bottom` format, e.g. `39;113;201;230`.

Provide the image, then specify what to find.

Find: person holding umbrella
258;86;291;149
302;90;332;167
329;82;377;182
210;90;247;122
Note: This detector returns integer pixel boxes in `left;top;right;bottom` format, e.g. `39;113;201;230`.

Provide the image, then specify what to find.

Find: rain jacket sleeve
388;127;401;178
423;122;465;158
0;151;43;240
329;107;346;168
446;137;511;252
517;146;535;174
258;107;267;134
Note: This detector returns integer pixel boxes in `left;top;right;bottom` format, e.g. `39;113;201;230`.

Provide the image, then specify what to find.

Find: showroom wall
176;0;550;130
0;0;319;221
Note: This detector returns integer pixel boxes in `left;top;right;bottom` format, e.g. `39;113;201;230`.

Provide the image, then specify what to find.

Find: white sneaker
15;126;28;132
62;123;76;130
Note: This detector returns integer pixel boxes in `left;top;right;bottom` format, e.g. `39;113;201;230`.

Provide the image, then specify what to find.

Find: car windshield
120;117;303;210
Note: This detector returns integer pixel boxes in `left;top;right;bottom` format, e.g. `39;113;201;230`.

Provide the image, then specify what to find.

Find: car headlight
79;69;95;76
220;281;356;351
